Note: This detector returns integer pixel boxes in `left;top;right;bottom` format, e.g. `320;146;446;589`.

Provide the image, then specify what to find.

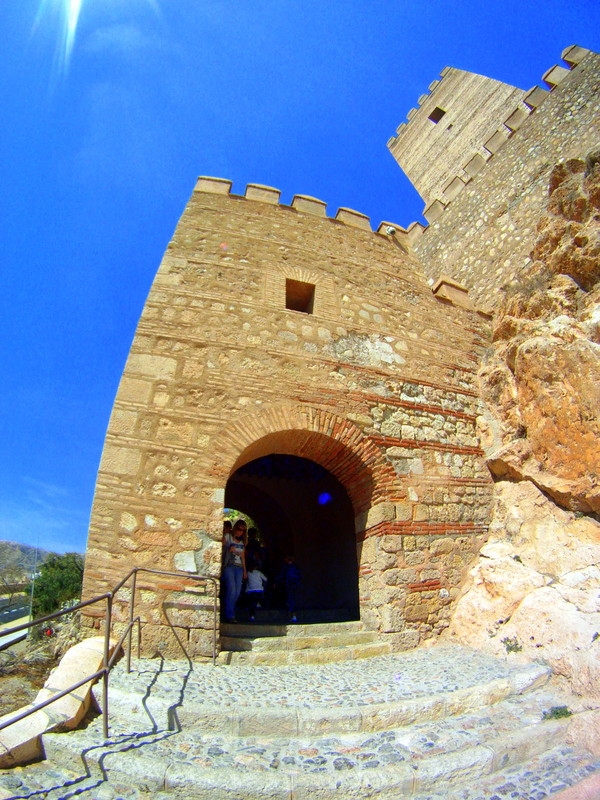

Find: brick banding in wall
409;580;443;593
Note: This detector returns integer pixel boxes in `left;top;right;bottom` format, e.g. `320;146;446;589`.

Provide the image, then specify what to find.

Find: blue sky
1;0;599;555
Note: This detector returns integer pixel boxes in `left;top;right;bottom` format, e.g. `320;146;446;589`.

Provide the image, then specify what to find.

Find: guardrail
0;567;218;739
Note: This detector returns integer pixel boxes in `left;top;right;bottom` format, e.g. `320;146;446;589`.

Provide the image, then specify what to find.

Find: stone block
117;377;153;404
194;176;232;194
101;445;141;477
423;199;446;223
188;627;217;659
404;603;430;623
173;550;197;573
335;207;371;231
379;534;404;554
395;501;412;522
0;707;50;768
463;153;487;178
542;64;571;89
561;45;590;67
127;353;177;380
504;105;530;132
244;183;281;203
388;629;421;651
0;637;117;767
366;502;395;528
384;568;417;586
430;537;455;556
484;128;510;155
442;176;467;201
380;605;406;633
291;195;327;216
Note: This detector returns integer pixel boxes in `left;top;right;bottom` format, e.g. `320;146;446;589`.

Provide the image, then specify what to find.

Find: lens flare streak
32;0;84;76
64;0;83;64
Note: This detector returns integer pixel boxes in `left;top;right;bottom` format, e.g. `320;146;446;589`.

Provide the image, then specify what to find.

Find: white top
246;569;267;592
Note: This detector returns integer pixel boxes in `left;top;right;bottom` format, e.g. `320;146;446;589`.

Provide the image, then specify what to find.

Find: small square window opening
428;107;446;124
286;279;315;314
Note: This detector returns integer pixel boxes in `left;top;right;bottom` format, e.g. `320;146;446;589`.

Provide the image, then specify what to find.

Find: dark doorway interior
225;454;359;622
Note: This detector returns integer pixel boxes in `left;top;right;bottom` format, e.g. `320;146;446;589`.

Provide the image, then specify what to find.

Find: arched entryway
225;454;359;622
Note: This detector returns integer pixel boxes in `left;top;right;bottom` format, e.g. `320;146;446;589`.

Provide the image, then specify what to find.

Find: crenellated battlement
194;176;410;247
400;44;599;311
388;44;593;232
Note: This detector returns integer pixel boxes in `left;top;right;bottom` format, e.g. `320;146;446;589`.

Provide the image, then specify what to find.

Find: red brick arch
208;404;397;514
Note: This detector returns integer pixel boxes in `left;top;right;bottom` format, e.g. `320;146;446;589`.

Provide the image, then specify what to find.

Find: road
0;602;30;650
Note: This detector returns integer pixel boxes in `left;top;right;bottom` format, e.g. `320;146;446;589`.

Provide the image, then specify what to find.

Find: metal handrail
0;566;218;740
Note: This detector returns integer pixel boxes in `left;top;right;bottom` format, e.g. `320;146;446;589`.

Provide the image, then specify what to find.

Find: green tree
0;542;29;606
31;553;84;617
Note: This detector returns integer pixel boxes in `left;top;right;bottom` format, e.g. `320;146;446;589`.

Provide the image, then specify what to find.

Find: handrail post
213;578;217;666
127;569;138;674
103;593;113;740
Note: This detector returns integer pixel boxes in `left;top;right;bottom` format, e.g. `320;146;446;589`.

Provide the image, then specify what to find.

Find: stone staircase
1;644;599;799
219;620;392;665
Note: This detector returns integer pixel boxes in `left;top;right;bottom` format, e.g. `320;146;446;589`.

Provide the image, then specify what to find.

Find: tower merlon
335;207;371;230
194;176;232;194
291;195;328;216
542;64;572;89
561;44;591;67
423;199;447;224
406;221;426;245
504;102;533;132
483;126;512;156
431;275;474;310
245;184;281;204
523;85;550;109
542;45;592;89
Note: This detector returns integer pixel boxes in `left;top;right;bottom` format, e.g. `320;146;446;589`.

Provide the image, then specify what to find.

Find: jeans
222;565;244;621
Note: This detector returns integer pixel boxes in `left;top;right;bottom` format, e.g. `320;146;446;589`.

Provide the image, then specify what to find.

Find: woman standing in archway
221;519;247;623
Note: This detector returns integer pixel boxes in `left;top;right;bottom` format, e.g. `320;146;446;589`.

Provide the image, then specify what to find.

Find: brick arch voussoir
207;404;396;514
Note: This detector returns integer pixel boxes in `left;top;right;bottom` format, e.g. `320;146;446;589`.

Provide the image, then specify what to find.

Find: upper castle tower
387;45;598;306
387;68;526;216
387;45;592;226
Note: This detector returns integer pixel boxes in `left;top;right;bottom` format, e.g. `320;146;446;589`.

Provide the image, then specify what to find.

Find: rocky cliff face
442;154;600;710
479;154;600;514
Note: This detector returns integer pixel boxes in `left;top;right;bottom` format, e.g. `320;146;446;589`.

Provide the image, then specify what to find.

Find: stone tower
82;179;492;656
387;67;526;217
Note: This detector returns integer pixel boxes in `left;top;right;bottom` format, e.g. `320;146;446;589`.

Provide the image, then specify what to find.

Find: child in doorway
276;556;302;623
245;562;268;621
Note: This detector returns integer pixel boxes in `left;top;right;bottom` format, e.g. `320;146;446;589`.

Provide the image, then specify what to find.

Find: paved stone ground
1;645;599;799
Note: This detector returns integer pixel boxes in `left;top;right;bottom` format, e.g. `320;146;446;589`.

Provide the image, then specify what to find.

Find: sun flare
64;0;84;63
32;0;85;75
33;0;161;77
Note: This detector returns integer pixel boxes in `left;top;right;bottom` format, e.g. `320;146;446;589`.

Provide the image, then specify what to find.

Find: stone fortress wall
83;44;598;658
389;45;600;309
82;179;493;656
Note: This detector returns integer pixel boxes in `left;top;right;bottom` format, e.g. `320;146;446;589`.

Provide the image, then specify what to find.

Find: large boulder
444;482;600;699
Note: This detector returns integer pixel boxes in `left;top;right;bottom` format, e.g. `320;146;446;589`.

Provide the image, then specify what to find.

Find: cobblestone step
221;630;379;653
220;620;366;638
218;621;389;664
34;687;598;799
2;745;598;800
1;646;599;799
218;639;393;665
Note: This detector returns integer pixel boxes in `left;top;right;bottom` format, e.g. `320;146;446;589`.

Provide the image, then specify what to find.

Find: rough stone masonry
82;45;598;660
